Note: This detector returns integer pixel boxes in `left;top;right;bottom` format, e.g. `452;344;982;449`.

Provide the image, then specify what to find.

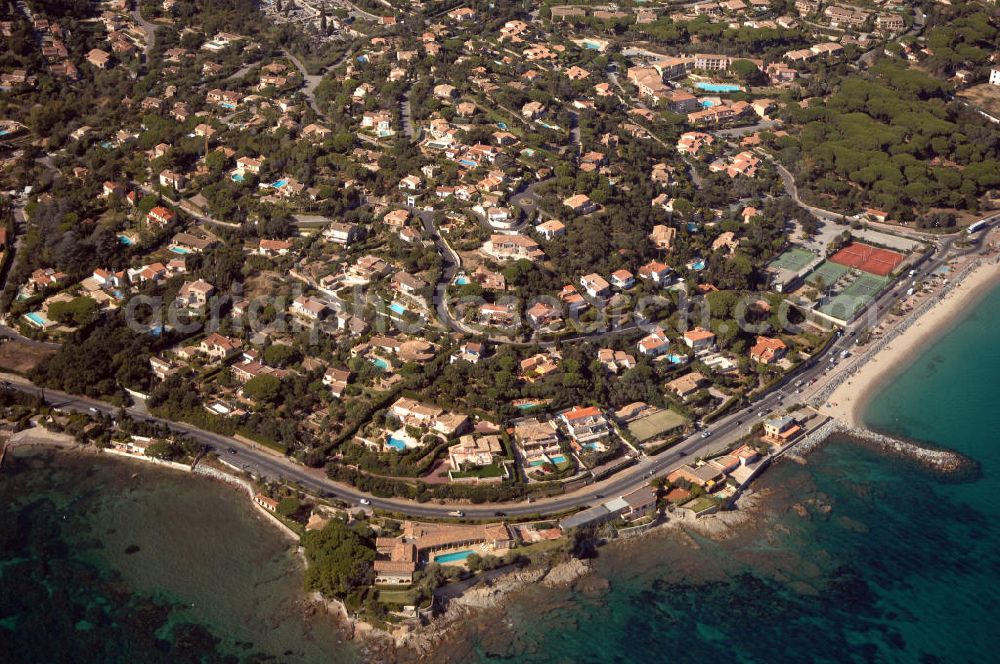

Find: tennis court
807;261;849;288
829;242;905;277
629;409;688;442
769;247;816;272
818;273;888;320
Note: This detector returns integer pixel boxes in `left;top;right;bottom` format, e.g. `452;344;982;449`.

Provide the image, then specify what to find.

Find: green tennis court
807;261;849;288
818;273;888;320
843;272;889;299
769;248;816;272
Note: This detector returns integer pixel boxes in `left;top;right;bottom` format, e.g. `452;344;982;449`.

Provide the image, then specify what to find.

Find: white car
359;498;371;506
450;510;465;517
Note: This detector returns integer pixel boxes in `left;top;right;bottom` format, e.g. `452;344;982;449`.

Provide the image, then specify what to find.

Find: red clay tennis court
828;242;905;277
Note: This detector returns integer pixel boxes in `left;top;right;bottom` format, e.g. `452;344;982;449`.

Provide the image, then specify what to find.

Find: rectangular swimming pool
695;82;741;93
24;312;47;327
435;549;476;563
389;302;406;315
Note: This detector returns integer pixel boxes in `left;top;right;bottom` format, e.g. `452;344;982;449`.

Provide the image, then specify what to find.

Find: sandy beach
825;247;1000;427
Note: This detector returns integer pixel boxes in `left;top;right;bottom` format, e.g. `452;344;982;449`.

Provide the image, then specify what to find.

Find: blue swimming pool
170;246;191;254
454;276;469;286
231;172;245;182
695;82;741;93
24;312;46;327
435;549;476;563
458;159;477;168
496;122;507;130
372;357;389;371
516;402;538;410
220;102;236;109
386;437;407;451
668;354;686;364
389;302;406;315
101;141;114;149
689;259;705;270
583;40;601;50
700;100;716;107
272;179;288;189
550;455;567;464
118;235;133;246
0;129;10;137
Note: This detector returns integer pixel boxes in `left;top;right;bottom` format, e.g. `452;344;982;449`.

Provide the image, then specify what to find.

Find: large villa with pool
390;396;470;438
374;521;514;585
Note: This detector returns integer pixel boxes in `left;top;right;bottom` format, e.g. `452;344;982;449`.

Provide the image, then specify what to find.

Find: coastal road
1;230;984;522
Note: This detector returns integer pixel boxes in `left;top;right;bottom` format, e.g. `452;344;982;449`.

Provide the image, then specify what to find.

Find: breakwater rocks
839;425;978;476
796;420;977;476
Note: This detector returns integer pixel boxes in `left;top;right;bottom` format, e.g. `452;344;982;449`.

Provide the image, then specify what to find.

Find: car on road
494;511;506;517
88;406;98;413
359;498;371;506
449;510;464;517
700;430;712;438
227;447;237;455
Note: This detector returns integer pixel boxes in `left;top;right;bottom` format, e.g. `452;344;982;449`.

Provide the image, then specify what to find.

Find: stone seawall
788;419;974;475
837;424;975;474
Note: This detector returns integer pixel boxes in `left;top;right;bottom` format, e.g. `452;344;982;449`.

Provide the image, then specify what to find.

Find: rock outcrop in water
383;559;594;657
836;424;975;474
788;419;975;475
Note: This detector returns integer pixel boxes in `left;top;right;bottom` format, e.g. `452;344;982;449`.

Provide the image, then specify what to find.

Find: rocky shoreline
356;558;594;659
352;416;982;659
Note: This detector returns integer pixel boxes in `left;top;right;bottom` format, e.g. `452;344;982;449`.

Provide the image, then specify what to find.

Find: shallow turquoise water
439;283;1000;663
3;282;998;663
0;451;357;663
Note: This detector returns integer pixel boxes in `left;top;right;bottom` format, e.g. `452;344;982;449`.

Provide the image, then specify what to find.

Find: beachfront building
762;415;802;446
373;521;514;572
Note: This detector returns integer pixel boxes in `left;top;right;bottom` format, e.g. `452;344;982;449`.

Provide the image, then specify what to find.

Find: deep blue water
3;283;998;663
439;283;1000;663
0;452;356;663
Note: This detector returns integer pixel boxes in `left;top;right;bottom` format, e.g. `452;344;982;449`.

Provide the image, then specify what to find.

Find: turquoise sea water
3;283;998;663
437;283;1000;663
0;452;358;663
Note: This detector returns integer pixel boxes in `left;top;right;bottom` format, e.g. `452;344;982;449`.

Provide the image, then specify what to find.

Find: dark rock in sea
124;544;140;554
